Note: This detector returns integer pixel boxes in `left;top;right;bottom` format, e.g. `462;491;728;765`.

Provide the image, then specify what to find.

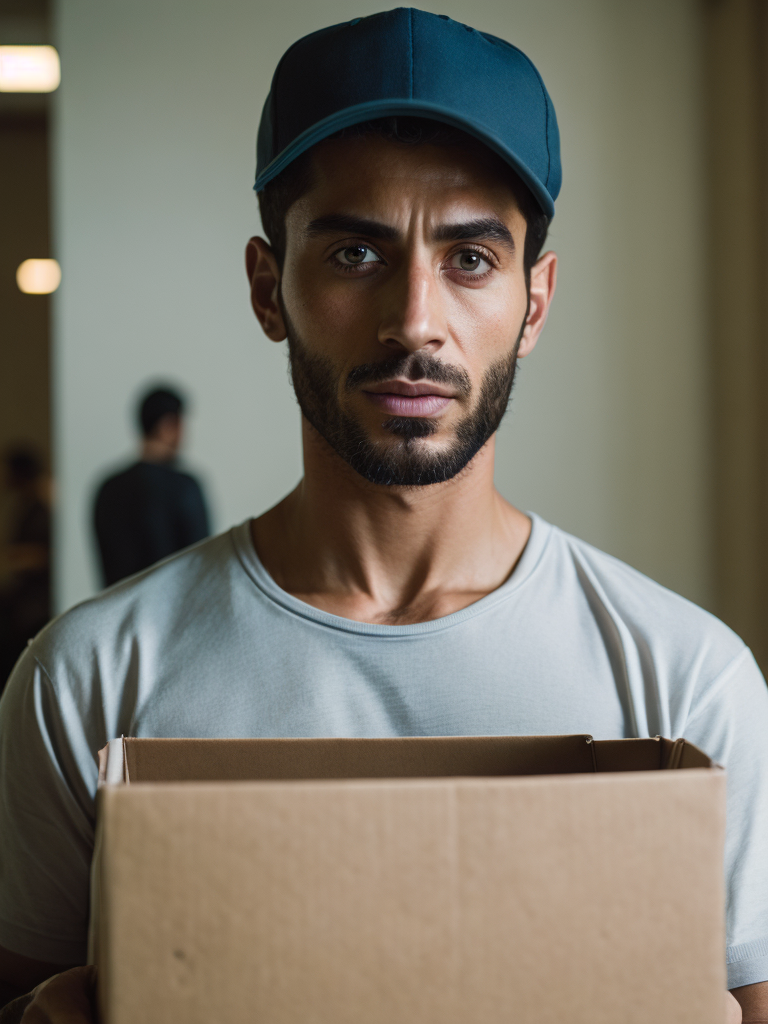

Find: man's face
256;135;548;486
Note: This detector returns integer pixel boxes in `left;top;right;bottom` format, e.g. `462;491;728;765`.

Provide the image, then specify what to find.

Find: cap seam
525;57;552;188
482;33;552;190
408;8;414;99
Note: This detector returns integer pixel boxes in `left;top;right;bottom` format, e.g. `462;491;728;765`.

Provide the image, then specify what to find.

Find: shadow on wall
91;383;211;590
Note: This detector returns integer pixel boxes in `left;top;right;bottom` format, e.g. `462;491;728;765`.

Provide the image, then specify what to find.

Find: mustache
344;351;472;397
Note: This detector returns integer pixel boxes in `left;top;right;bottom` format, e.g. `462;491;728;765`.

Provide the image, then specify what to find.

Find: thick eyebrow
304;213;516;254
432;218;516;253
305;214;399;241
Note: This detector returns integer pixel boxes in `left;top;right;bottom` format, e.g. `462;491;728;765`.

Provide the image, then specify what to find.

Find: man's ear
246;237;286;341
517;250;558;358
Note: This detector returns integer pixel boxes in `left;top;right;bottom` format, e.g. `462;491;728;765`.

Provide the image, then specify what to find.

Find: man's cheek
292;289;370;342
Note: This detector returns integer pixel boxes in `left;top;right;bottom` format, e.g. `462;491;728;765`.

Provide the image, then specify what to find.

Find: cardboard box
90;735;726;1024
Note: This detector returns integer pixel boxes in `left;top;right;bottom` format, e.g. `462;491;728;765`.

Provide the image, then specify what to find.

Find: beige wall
53;0;711;611
703;0;768;670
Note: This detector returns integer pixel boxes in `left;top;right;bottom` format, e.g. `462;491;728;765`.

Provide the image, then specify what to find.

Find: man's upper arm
0;650;96;968
685;648;768;990
733;980;768;1022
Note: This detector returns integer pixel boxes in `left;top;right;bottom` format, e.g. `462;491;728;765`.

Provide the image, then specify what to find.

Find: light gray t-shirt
1;515;767;987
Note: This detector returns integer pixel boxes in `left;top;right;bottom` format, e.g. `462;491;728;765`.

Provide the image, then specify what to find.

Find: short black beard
285;317;521;487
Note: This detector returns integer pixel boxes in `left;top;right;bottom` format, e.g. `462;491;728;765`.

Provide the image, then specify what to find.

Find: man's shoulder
31;528;240;673
94;461;143;501
169;463;206;492
95;459;198;489
541;518;747;662
144;460;205;497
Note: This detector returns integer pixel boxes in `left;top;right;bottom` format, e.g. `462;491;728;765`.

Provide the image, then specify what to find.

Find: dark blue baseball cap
254;8;561;218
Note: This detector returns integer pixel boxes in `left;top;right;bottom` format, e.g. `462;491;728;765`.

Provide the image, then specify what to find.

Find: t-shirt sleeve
0;648;97;964
684;647;768;989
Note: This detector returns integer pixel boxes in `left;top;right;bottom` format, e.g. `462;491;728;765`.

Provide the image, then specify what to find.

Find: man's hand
0;947;70;1010
0;948;91;1024
19;968;96;1024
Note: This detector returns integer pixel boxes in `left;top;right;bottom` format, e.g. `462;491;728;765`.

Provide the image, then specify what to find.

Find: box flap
591;737;715;772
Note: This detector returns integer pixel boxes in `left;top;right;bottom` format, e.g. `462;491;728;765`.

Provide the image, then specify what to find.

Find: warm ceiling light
17;259;61;294
0;46;60;93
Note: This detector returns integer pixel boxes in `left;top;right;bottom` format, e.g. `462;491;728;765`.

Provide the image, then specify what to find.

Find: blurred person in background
93;386;210;587
0;446;51;692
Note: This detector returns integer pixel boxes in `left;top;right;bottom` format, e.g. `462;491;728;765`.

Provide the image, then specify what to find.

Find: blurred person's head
138;387;185;463
4;445;43;493
247;11;558;488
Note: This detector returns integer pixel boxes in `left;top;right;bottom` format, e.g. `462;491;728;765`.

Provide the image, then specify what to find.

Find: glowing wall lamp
17;259;61;295
0;46;60;93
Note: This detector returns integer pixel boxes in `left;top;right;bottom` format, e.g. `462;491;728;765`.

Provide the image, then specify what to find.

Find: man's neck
251;421;531;625
140;438;176;464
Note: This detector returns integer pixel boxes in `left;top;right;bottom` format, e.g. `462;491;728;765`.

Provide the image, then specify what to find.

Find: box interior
105;733;714;785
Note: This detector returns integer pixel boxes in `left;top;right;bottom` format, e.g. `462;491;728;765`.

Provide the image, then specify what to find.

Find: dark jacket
93;460;210;587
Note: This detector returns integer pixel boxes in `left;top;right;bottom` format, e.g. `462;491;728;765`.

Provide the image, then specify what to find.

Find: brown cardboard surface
113;733;717;783
120;733;600;781
92;736;726;1024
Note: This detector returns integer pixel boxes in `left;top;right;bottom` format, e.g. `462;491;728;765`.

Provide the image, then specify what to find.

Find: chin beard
285;323;519;487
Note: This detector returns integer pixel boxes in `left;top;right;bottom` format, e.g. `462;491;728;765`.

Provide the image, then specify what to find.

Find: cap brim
254;98;554;219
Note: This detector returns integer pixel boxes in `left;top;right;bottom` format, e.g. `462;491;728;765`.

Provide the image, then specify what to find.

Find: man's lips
362;379;455;417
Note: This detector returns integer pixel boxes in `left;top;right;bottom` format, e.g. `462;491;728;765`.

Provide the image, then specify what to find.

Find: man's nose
377;258;448;355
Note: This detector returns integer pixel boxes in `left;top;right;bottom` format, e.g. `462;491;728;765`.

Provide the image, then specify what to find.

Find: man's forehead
314;133;517;191
291;136;524;229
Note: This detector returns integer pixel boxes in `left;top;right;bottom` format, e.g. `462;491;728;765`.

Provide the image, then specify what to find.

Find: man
92;385;210;587
0;10;766;1022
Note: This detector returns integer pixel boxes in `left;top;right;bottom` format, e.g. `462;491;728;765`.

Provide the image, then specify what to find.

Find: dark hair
258;116;550;285
138;387;184;437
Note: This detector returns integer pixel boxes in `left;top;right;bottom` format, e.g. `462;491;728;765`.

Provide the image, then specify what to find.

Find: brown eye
451;250;491;274
335;245;378;266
